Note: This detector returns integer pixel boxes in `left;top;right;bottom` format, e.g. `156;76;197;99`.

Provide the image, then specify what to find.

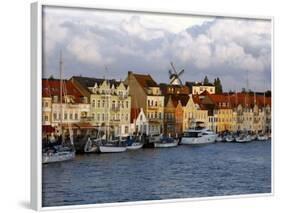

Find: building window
97;100;100;108
112;100;116;109
44;115;48;122
92;113;95;121
125;126;129;134
159;112;161;119
70;113;73;120
97;113;100;121
102;113;105;121
148;100;150;106
64;113;68;120
126;101;129;108
75;113;78;120
92;100;95;108
125;114;128;121
102;100;105;107
53;113;57;121
155;112;157;119
155;101;157;107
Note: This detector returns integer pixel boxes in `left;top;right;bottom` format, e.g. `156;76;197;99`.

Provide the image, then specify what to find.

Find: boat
154;136;179;148
181;127;217;145
215;135;223;142
84;137;99;153
225;135;235;142
43;146;75;164
42;52;75;163
98;139;127;153
257;134;269;141
125;136;144;150
235;134;252;143
143;133;161;148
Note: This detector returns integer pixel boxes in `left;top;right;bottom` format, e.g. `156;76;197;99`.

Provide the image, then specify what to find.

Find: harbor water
42;140;271;207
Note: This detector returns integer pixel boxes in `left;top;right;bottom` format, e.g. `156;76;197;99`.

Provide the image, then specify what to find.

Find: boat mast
59;50;64;142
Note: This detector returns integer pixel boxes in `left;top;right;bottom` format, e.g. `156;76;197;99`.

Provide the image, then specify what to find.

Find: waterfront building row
42;72;271;136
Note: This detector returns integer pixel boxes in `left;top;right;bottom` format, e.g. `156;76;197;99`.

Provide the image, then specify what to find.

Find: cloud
42;6;271;91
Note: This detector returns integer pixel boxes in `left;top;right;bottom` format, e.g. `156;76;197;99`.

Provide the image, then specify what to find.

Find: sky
42;6;272;92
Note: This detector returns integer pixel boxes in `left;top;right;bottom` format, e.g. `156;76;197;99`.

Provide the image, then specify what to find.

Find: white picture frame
31;1;274;210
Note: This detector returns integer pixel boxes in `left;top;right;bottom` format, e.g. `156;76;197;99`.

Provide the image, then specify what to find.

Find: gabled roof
164;94;189;107
130;72;158;88
71;76;128;90
42;79;85;103
228;92;271;108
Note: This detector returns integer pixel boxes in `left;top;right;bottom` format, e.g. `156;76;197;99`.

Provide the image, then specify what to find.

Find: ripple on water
42;141;271;207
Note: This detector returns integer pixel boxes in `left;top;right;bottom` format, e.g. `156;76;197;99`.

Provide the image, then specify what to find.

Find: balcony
147;106;159;110
111;107;120;112
118;95;128;100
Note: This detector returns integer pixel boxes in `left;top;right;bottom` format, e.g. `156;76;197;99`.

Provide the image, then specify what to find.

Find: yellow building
126;71;164;134
208;94;233;133
187;82;215;95
183;95;208;131
71;77;131;136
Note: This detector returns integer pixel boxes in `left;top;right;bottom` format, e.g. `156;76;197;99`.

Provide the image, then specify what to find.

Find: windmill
169;62;184;86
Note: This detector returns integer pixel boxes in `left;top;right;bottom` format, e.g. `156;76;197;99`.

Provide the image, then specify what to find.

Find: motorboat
181;127;217;145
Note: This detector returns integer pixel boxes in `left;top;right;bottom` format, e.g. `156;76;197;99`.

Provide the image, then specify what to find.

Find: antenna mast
59;50;63;136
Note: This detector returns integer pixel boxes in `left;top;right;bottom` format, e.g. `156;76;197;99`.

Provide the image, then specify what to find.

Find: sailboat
154;134;179;148
42;52;75;163
124;135;144;150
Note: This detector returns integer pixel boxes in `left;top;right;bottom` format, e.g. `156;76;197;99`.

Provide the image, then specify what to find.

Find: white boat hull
181;135;217;145
99;146;127;153
257;135;269;141
154;140;179;148
42;151;75;164
226;138;235;142
235;136;252;143
127;143;143;150
216;137;223;142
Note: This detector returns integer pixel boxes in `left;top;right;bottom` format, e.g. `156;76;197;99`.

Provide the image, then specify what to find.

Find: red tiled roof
227;93;271;108
198;92;271;109
164;94;189;107
132;73;158;88
42;79;85;103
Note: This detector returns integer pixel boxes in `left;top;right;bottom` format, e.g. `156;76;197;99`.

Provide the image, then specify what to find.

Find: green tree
203;76;209;84
265;90;271;97
214;77;223;93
